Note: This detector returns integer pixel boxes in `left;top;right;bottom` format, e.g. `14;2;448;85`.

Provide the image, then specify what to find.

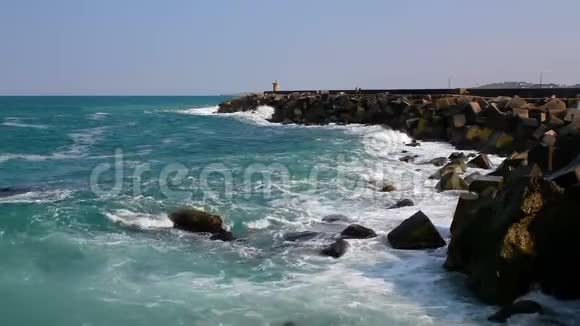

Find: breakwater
219;91;579;155
218;91;580;320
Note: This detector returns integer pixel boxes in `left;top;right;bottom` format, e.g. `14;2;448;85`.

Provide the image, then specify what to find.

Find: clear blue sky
1;0;579;95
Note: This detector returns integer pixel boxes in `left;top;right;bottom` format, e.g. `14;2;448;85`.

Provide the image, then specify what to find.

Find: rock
464;172;482;184
209;230;236;242
387;198;415;209
541;130;557;147
436;171;468;192
449;192;480;237
405;139;421;147
468;175;504;195
322;214;350;223
449;152;467;160
283;231;322;242
399;155;418;163
487;300;543;323
453;114;467;128
381;184;397;192
341;224;377;239
445;176;564;304
507;95;527;109
320;239;350;258
467;153;493;169
387;211;446;250
430;160;467;180
428;157;448;167
169;208;224;234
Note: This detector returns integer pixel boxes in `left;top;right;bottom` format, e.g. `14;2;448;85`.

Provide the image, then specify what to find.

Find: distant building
272;80;280;92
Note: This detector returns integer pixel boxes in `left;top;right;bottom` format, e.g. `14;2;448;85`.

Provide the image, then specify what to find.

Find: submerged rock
322;214;350;223
340;224;377;239
387;211;446;250
210;229;236;242
321;239;350;258
283;231;322;242
487;300;543;323
387;198;415;209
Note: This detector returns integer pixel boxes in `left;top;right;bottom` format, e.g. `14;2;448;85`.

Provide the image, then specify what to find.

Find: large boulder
436;171;468;192
169;208;225;234
341;224;377;239
444;175;565;304
321;239;350;258
387;211;446;250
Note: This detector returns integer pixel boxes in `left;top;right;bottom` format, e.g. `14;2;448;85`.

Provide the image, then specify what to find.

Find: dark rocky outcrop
387;198;415;209
321;239;350;258
380;184;397;192
487;300;543;323
444;173;567;304
387;211;446;250
340;224;377;239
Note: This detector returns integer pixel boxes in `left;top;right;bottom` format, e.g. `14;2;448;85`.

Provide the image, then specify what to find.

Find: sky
1;0;579;95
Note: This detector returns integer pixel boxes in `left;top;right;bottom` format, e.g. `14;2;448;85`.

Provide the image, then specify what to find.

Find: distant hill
476;81;570;89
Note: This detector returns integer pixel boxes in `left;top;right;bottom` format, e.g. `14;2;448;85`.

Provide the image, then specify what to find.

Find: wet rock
381;184;397;192
467;153;493;169
169;208;225;234
399;155;417;163
436;171;468;192
387;198;415;209
209;230;236;242
449;152;467;160
405;139;421;147
468;175;503;195
487;300;543;323
464;172;482;184
387;211;446;250
445;175;564;304
428;157;448;167
283;231;322;242
321;239;350;258
340;224;377;239
322;214;350;223
429;160;467;180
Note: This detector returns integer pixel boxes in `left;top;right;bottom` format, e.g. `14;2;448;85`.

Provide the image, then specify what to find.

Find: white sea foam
0;126;107;164
175;105;277;126
105;209;173;229
87;112;110;121
0;189;72;204
1;117;49;129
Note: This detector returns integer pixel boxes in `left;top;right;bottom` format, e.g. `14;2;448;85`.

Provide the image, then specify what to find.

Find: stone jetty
218;90;580;318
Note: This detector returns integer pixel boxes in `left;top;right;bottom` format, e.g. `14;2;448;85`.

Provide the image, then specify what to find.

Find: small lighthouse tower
272;80;280;93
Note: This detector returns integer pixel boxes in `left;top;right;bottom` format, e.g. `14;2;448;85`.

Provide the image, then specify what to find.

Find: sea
0;96;576;325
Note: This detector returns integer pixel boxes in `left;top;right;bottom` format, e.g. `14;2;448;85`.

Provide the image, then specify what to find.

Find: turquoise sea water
0;97;575;325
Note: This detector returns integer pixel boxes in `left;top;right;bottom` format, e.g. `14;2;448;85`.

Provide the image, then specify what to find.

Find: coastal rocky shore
214;91;580;321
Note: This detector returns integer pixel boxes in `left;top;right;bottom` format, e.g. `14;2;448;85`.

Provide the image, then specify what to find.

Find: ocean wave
2;117;49;129
175;105;277;126
0;126;108;164
105;209;173;229
0;189;72;204
87;112;110;121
